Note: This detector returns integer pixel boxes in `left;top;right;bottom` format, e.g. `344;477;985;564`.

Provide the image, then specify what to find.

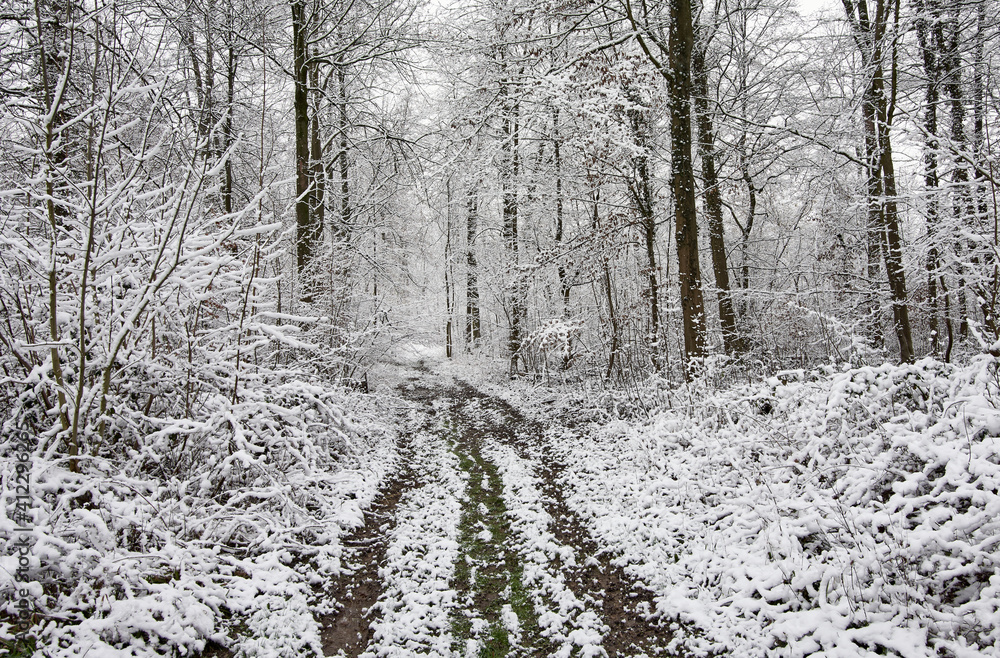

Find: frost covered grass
1;380;398;657
499;357;1000;657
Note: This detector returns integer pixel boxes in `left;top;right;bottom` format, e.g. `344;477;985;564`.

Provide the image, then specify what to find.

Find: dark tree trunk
670;0;708;375
880;126;915;363
693;40;743;357
292;0;318;288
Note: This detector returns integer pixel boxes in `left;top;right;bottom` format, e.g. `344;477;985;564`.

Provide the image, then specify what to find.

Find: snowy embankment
1;381;398;657
504;357;1000;657
363;426;464;656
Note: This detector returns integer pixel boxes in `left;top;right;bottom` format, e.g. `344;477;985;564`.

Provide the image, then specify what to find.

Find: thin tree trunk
337;59;351;235
593;192;619;380
627;98;663;369
502;94;522;375
693;40;742;356
34;0;74;459
553;108;570;316
445;179;454;358
466;186;481;350
309;55;325;238
223;39;236;215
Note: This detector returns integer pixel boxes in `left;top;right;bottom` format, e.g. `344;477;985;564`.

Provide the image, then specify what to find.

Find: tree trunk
553;109;571;316
337;59;351;236
502;95;522;375
223;40;236;215
466;186;482;350
693;40;742;357
292;0;317;289
593;192;619;380
309;54;325;238
944;4;970;338
880;126;915;362
445;179;454;358
670;0;707;375
627;97;663;369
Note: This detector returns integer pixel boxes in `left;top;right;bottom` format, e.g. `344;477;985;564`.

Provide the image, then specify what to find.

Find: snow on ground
485;441;606;657
494;357;1000;657
363;426;464;656
9;354;999;657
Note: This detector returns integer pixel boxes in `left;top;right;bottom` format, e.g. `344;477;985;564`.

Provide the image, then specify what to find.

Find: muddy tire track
320;375;705;657
319;450;419;656
319;378;434;656
453;381;700;657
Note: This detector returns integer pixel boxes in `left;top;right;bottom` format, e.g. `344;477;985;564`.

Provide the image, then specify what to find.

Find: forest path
319;367;697;657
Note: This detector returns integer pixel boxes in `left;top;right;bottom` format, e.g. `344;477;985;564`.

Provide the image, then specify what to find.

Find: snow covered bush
521;319;586;378
1;379;395;657
544;356;1000;657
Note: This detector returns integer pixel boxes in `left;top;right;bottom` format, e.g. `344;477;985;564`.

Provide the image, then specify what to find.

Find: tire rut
319;444;419;656
452;381;700;658
319;377;434;656
321;375;704;657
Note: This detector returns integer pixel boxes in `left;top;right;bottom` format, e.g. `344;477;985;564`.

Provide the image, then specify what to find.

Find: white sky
797;0;841;16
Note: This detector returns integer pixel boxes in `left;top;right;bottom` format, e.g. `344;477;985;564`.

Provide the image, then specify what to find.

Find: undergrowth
0;379;395;657
500;355;1000;657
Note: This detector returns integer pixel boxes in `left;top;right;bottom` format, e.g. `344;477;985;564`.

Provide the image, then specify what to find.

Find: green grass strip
444;413;541;657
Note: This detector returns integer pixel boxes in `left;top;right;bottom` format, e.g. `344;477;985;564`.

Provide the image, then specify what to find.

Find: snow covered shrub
521;319;586;379
0;16;396;652
552;356;1000;657
1;379;393;657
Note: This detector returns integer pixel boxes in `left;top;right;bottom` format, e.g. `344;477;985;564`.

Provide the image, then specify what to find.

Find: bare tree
842;0;914;363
